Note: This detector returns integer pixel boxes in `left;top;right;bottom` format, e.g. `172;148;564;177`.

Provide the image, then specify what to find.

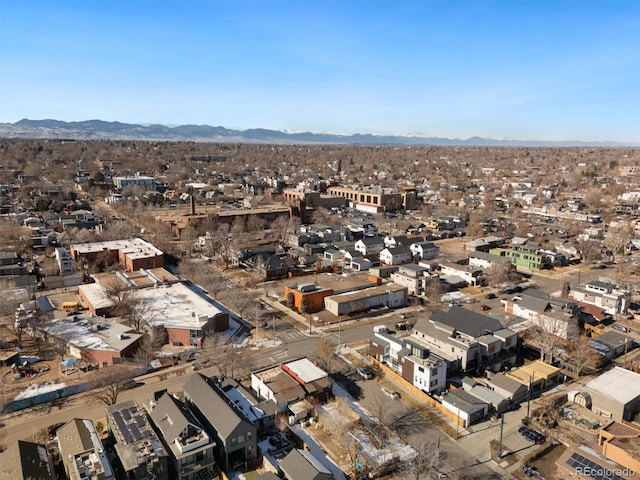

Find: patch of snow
14;381;66;401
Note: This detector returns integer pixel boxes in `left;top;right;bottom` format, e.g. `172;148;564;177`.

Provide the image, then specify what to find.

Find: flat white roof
39;315;142;352
284;358;328;383
586;367;640;404
134;281;224;330
70;238;163;256
79;283;114;310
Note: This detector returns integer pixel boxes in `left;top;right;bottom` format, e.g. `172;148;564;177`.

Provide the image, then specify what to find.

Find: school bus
61;301;81;312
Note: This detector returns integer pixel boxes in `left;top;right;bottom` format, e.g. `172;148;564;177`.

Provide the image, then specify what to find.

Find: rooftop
282;358;328;383
132;281;225;330
38;315;143;353
586;367;640;404
70;237;163;257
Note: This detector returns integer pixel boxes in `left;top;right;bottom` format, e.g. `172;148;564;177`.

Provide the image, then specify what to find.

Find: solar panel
113;412;133;443
566;452;626;480
121;408;132;421
135;415;146;428
130;424;143;441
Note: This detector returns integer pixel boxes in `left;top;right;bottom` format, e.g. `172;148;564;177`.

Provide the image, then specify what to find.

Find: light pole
497;413;505;458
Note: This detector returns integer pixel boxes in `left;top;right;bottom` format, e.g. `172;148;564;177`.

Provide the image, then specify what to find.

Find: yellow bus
61;301;81;312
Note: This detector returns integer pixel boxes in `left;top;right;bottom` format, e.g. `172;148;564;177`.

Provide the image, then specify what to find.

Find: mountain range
0;119;632;147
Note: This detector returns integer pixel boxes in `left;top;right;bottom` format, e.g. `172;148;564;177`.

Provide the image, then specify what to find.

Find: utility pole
497;414;505;458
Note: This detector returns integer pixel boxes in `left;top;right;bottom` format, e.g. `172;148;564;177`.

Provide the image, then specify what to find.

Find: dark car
395;320;412;330
520;427;546;444
480;305;491;311
48;422;66;437
485;293;497;300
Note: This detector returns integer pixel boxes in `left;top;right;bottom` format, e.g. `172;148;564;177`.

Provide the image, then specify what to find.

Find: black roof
431;306;503;337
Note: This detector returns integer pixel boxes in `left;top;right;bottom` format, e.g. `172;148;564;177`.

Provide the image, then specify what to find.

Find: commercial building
284;283;334;313
70;238;164;272
112;174;156;190
324;284;407;316
79;280;229;348
326;186;404;213
35;314;143;366
585;367;640;421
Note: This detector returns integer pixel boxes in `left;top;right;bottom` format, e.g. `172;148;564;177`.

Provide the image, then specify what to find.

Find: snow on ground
14;381;66;401
250;337;283;350
331;381;416;466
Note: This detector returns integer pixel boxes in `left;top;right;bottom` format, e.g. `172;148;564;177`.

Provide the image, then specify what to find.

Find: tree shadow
330;372;363;399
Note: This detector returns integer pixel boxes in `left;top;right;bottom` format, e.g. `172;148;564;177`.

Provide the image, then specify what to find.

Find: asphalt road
1;263;598;476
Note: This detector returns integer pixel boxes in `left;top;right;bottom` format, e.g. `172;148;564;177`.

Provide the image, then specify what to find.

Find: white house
439;262;484;286
410;241;440;260
569;281;631;315
354;237;385;256
389;264;432;295
380;246;413;266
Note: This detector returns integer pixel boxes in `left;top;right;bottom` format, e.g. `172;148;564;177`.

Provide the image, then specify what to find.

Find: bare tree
127;291;152;334
605;222;635;263
486;262;519;290
563;334;600;377
402;440;446;480
87;366;136;406
103;276;134;317
529;313;574;363
313;336;338;373
367;388;393;426
202;332;253;379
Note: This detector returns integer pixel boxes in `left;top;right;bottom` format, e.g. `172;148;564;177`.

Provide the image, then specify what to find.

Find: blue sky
1;1;638;142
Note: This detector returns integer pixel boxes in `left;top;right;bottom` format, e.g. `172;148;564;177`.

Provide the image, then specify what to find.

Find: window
430;379;438;386
431;368;438;376
418;366;424;373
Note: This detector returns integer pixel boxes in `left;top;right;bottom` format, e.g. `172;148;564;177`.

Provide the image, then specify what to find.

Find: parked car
480;305;491;311
613;324;628;333
395;320;412;330
356;367;373;380
485;293;497;300
381;387;400;400
48;422;65;437
519;426;545;444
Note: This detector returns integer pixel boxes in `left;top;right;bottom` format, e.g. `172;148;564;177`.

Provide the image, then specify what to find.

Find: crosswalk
280;330;306;340
268;348;290;363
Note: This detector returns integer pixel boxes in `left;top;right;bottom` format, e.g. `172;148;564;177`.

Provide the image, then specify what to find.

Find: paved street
1;264;597;477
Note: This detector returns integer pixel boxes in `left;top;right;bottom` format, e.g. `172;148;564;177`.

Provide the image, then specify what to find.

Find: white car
381;387;400;400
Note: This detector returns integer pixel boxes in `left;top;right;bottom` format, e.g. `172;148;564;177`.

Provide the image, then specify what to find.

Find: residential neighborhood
2;139;640;480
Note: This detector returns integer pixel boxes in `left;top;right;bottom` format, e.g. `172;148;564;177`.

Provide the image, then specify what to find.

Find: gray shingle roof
149;393;204;445
183;374;253;439
431;307;502;338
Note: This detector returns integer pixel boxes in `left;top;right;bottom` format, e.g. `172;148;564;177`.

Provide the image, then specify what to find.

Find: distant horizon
2;118;637;146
